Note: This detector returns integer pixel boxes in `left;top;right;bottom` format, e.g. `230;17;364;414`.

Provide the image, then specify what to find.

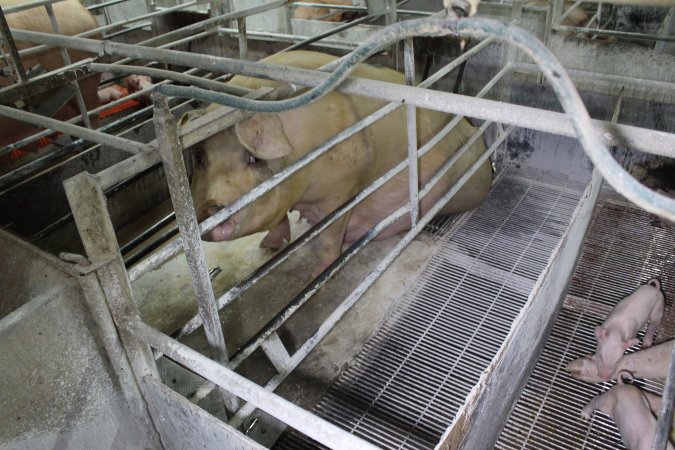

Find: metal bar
131;0;290;50
0;104;149;153
227;120;493;372
447;167;604;450
8;29;674;157
559;0;584;23
44;2;92;128
173;47;504;338
0;6;27;82
130;95;395;284
62;172;162;446
1;0;67;14
74;264;157;439
554;24;675;42
86;0;127;11
236;17;247;60
260;332;291;373
16;1;200;60
231;124;513;429
0;29;219;157
151;93;239;414
652;340;675;450
128;318;382;450
404;36;419;226
513;62;675;97
89;63;252;96
281;13;380;53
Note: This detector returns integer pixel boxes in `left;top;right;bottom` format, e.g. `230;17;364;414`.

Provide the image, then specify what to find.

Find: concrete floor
131;210;440;414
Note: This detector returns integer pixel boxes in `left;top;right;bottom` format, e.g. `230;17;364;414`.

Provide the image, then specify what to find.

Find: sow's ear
235;113;294;160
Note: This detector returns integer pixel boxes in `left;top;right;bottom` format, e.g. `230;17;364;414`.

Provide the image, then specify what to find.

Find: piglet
567;339;673;383
581;377;674;450
594;279;665;381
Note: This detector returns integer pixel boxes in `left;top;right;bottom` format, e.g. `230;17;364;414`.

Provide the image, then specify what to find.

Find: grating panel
496;198;675;450
274;175;584;449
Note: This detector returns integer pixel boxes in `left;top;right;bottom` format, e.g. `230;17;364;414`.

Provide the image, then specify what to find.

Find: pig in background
0;0;101;150
581;375;675;450
292;0;354;22
593;278;665;381
186;50;493;277
567;338;673;383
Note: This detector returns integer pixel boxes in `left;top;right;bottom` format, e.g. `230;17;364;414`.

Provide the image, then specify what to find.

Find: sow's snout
197;204;235;242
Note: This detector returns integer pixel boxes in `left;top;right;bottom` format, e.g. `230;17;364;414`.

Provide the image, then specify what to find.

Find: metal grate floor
274;175;584;449
496;197;675;450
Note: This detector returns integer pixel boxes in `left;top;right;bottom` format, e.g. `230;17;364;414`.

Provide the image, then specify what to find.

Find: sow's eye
243;150;261;166
194;149;207;168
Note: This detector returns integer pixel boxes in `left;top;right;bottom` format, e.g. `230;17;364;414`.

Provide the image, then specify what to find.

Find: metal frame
1;1;674;449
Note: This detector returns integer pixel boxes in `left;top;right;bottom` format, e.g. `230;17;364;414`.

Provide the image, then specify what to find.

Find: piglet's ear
595;326;608;340
624;338;640;349
235;113;293;160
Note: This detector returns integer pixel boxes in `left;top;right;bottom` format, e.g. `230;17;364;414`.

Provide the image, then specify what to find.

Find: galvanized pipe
0;6;27;82
174;50;504;337
653;340;675;450
152;94;227;364
9;27;675;159
1;0;67;14
44;2;92;129
127;318;382;450
0;104;150;154
280;13;380;53
89;63;252;97
554;24;675;42
404;37;419;227
130;98;397;283
231;124;514;427
152;92;239;414
14;1;199;59
227;120;493;370
514;62;675;100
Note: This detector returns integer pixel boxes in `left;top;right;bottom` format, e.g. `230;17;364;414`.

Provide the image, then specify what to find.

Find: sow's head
183;110;297;242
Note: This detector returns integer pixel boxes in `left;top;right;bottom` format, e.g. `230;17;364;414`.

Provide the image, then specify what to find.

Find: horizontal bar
1;0;67;14
281;12;380;52
514;62;675;99
127;318;381;450
231;123;514;427
89;63;252;96
554;25;675;42
14;28;665;158
0;104;150;154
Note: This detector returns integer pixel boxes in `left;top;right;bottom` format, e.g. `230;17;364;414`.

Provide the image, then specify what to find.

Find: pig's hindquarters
344;105;491;243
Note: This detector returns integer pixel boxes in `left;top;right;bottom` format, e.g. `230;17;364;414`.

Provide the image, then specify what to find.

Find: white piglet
581;378;674;450
594;279;665;381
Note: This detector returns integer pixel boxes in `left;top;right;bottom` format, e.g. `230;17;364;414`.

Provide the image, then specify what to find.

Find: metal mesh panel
275;175;583;449
496;199;675;450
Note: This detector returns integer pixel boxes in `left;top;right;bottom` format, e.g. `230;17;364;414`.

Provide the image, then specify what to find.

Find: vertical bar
652;340;675;450
654;7;675;55
76;266;158;434
44;3;92;128
237;17;248;60
260;333;291;373
0;6;27;82
151;92;239;414
62;172;162;446
500;0;521;102
404;37;419;226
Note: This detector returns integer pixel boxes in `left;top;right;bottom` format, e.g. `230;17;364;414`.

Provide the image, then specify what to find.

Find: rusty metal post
62;172;162;447
151;92;239;415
